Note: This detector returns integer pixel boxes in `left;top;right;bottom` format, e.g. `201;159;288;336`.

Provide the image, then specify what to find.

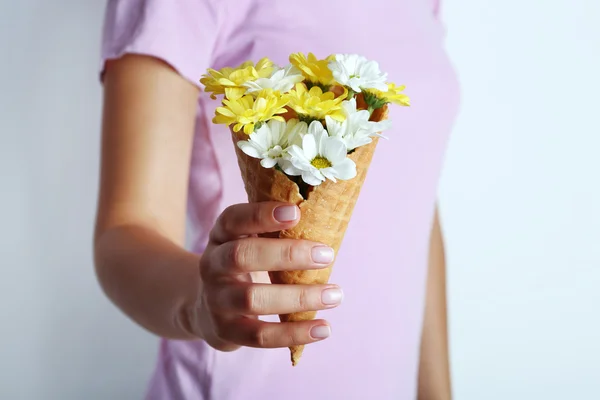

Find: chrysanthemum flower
243;64;304;94
364;83;411;109
237;119;307;168
200;58;275;100
286;121;357;185
328;54;388;93
289;52;334;88
326;98;392;151
286;83;345;122
213;90;289;134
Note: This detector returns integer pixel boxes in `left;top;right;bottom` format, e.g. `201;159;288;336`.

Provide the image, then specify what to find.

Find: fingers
202;202;341;351
210;202;300;244
206;283;344;315
206;237;335;276
215;316;332;348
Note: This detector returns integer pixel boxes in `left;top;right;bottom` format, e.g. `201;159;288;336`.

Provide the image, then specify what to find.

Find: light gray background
1;1;598;399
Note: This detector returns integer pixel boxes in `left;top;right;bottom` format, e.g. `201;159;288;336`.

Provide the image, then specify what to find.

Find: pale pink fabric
101;0;460;398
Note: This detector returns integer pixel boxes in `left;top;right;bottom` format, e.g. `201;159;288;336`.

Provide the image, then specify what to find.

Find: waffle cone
230;105;388;366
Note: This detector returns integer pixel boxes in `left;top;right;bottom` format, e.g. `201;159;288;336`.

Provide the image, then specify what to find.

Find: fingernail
273;206;298;222
321;288;344;305
311;246;334;264
310;325;331;339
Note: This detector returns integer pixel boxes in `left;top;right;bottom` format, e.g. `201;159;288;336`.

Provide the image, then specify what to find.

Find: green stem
346;88;355;100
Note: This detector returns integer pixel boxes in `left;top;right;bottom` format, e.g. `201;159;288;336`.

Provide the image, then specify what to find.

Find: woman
95;0;459;398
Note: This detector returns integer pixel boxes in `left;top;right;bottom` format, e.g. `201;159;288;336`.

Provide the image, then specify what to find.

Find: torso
150;0;459;398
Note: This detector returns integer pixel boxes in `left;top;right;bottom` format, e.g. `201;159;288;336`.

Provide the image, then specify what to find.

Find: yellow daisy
213;89;289;134
289;53;334;88
365;83;411;109
200;58;275;100
286;83;345;122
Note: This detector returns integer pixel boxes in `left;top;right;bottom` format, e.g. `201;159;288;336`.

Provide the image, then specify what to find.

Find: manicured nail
311;246;334;264
321;288;344;305
310;325;331;339
273;206;298;222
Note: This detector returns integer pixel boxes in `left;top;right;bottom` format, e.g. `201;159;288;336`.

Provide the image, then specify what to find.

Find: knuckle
221;217;237;238
219;205;241;236
251;203;264;227
280;242;295;265
230;240;255;271
253;326;269;348
225;241;243;269
296;288;310;311
210;212;231;242
220;205;236;224
285;325;302;347
241;285;261;313
222;242;237;268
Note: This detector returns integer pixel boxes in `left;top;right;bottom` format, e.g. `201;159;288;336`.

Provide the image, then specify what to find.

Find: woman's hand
194;202;343;352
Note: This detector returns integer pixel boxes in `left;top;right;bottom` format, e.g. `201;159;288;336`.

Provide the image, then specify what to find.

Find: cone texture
231;106;388;365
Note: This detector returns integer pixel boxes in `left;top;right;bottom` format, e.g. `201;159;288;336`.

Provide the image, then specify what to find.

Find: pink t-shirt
101;0;460;398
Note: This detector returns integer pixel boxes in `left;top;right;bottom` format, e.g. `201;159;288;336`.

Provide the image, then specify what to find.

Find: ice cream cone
230;105;388;365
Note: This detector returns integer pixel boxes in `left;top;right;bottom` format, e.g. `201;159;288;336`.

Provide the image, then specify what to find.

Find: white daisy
328;54;388;93
243;64;304;94
325;98;392;151
286;121;357;186
237;119;308;168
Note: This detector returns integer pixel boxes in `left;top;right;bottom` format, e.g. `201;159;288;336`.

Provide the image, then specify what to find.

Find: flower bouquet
200;53;409;365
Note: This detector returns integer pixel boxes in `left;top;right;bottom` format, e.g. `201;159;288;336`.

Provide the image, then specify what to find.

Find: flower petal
278;159;302;176
369;119;392;135
286;119;307;147
320;168;337;182
302;133;318;160
323;137;348;164
260;158;277;168
301;170;324;186
224;87;247;100
324;116;341;137
347;136;372;150
237;141;262;158
341;98;357;116
250;127;270;150
331;158;357;180
287;144;306;161
307;120;323;136
242;80;265;92
215;106;236;117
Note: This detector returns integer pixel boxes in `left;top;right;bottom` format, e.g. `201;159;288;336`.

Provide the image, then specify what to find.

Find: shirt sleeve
99;0;220;88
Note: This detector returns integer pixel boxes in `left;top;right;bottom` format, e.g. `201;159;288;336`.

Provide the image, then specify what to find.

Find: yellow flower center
311;156;332;169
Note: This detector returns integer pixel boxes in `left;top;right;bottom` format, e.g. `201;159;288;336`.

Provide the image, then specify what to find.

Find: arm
417;207;452;400
94;55;201;339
